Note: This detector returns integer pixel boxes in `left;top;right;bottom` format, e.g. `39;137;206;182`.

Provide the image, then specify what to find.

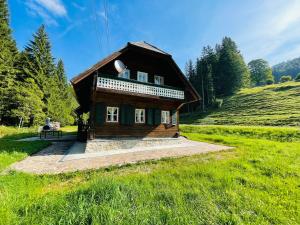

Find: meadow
0;125;299;224
181;81;300;126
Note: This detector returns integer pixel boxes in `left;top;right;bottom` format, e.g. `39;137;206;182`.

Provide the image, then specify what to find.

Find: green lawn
0;125;299;224
181;81;300;126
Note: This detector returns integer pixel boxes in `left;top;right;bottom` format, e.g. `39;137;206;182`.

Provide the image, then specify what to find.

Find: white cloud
35;0;67;16
25;0;58;26
72;2;86;11
97;11;108;22
239;0;300;64
25;0;67;26
58;18;89;38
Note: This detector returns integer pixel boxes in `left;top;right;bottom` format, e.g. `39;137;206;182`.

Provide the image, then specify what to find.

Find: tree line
185;37;278;111
0;0;77;127
272;57;300;82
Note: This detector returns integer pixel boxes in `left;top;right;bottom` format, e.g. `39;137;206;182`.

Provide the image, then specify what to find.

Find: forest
272;57;300;81
0;0;77;127
185;37;300;111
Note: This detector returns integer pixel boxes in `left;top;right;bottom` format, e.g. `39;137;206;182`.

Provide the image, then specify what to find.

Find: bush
295;73;300;82
280;75;292;83
266;78;274;85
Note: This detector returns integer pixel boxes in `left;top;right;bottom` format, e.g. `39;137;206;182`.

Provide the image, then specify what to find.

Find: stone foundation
85;137;185;153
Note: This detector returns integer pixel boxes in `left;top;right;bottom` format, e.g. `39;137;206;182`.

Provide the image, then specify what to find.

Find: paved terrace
8;138;233;174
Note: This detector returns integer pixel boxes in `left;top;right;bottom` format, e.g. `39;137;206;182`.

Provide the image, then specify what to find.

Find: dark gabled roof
70;41;200;101
128;41;170;56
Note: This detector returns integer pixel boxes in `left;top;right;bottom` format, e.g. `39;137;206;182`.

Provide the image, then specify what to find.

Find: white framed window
154;75;164;85
135;109;145;123
137;71;148;83
106;106;119;122
119;69;130;79
161;110;170;124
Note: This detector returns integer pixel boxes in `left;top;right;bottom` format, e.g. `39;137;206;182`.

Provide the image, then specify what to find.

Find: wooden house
71;42;200;139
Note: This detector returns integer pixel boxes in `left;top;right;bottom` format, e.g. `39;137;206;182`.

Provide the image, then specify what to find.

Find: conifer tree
185;59;195;80
215;37;250;96
10;78;45;125
56;59;67;90
22;25;56;96
0;0;18;122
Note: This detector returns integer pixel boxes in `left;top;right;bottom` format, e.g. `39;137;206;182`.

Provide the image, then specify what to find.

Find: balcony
97;76;184;100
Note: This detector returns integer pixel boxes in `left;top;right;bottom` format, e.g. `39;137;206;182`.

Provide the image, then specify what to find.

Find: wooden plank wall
94;92;181;137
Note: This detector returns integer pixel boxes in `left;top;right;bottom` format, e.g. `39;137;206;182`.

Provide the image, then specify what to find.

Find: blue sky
8;0;300;80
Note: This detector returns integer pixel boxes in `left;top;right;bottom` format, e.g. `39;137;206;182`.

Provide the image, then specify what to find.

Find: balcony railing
97;76;184;100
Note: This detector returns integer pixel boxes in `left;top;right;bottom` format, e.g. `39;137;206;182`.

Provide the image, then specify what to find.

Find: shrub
266;78;274;85
295;73;300;82
280;75;292;83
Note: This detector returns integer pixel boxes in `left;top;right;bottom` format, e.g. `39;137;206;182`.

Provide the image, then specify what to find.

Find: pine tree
56;59;67;91
10;78;46;126
215;37;250;96
0;0;18;123
185;59;195;80
22;25;56;96
201;46;216;106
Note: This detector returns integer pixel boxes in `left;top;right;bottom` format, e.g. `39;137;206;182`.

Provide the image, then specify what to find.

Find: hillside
272;57;300;81
181;81;300;126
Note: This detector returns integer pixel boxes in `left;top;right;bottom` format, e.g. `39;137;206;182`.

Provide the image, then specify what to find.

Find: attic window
137;71;148;83
119;69;130;79
154;75;164;85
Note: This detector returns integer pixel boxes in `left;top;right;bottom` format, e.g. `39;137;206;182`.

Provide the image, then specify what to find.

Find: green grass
0;140;50;172
0;126;37;140
181;81;300;126
0;125;299;224
0;125;77;140
0;126;77;172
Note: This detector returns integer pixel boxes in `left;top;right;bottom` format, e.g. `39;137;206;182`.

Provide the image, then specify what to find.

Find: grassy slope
0;125;299;224
181;81;300;126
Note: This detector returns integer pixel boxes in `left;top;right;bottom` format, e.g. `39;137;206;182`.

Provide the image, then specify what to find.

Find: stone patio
8;138;233;175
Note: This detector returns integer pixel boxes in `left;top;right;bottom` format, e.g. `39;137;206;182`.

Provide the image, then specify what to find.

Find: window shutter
171;110;177;125
128;105;135;125
146;108;154;125
154;109;161;125
120;104;134;125
95;102;105;126
120;105;127;125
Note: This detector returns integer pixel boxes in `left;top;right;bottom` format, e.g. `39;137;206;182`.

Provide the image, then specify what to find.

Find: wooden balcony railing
97;76;185;100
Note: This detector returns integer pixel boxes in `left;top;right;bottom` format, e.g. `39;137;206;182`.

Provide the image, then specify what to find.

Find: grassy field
181;81;300;126
0;125;299;224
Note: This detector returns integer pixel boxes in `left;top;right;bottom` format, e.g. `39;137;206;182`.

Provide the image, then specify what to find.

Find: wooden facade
71;42;200;139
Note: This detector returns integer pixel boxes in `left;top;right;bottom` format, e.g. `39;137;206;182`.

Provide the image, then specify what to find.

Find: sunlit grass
0;125;299;224
181;81;300;126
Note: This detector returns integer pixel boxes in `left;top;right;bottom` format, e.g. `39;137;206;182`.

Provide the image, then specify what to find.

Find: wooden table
39;130;63;139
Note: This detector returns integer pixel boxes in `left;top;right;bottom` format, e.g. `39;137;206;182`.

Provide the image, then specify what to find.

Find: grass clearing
0;126;77;172
181;81;300;126
0;125;299;224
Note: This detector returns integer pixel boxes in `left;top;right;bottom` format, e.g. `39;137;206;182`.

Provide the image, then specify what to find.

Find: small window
161;110;170;124
154;75;164;85
135;108;145;123
106;106;119;122
137;71;148;83
119;69;130;79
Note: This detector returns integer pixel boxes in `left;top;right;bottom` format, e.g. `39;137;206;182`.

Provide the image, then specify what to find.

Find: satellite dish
114;60;126;73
